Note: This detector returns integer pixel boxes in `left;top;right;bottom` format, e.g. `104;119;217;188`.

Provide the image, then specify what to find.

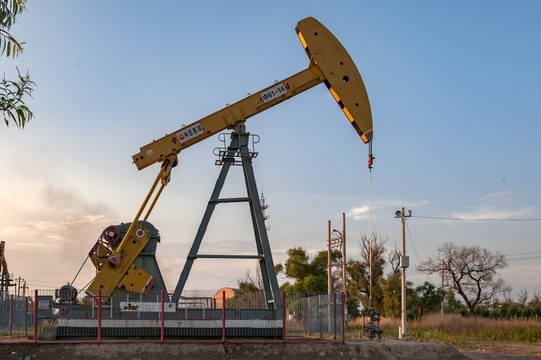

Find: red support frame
33;290;37;343
9;294;13;338
160;290;165;342
318;295;322;339
25;295;28;338
97;290;102;343
281;292;286;343
333;293;337;340
341;292;345;344
307;297;311;337
221;290;226;343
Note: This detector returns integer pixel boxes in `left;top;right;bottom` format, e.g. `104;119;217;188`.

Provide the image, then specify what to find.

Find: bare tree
528;290;541;308
517;287;528;307
417;242;510;316
237;267;263;293
388;242;401;274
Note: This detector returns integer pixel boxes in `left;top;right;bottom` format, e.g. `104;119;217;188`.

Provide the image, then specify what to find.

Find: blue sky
0;1;540;300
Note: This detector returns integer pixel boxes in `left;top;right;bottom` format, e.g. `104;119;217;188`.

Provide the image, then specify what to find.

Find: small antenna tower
260;192;271;231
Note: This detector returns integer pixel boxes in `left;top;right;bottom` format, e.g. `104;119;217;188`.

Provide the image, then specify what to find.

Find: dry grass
350;313;541;343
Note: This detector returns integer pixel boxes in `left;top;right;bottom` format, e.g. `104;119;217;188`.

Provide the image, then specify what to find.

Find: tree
413;281;445;319
380;272;401;318
347;233;387;312
1;0;34;128
517;287;528;308
236;267;262;294
276;247;340;294
388;243;401;275
417;242;510;316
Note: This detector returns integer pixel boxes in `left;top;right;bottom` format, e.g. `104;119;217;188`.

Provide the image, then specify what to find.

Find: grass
349;313;541;344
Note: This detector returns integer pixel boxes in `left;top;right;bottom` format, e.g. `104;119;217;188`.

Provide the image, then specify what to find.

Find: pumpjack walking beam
174;125;281;309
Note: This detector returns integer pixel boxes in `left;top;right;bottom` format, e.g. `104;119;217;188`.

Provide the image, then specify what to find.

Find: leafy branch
0;0;34;128
1;68;34;127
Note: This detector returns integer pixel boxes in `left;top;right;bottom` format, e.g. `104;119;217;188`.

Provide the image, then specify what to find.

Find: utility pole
16;276;23;297
327;213;346;299
327;221;332;295
395;207;411;338
328;214;346;332
341;213;346;304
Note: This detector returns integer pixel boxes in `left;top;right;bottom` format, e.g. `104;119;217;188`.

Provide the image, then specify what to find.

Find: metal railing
3;289;345;343
0;294;33;338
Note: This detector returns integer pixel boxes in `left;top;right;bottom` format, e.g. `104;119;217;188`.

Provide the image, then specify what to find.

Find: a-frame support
174;125;282;310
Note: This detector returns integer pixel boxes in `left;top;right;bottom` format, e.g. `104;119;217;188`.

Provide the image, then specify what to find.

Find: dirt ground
0;341;466;360
454;342;541;360
1;339;539;359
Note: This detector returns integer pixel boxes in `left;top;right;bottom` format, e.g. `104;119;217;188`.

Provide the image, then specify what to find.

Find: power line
506;255;541;262
405;222;422;265
413;215;541;221
504;251;541;256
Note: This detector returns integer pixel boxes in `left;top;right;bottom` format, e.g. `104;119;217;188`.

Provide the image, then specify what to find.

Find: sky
1;1;540;302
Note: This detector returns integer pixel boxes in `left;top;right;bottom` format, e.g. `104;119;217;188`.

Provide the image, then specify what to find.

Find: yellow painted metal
85;224;150;297
89;242;110;271
132;66;325;170
143;183;164;222
86;156;179;297
118;263;154;293
132;17;373;170
296;17;373;143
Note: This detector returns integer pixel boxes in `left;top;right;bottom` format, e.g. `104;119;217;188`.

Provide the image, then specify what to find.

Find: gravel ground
0;340;467;360
1;338;539;359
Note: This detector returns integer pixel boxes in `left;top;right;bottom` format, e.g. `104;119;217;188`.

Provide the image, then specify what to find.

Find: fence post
333;293;337;341
221;290;226;343
307;297;311;336
282;292;286;343
302;297;305;336
318;295;322;338
9;294;13;338
97;290;102;343
33;290;37;342
160;290;165;342
25;295;28;338
341;292;345;344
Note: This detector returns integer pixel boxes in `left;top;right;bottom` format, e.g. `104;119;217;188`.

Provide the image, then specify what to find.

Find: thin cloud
348;199;429;221
349;205;370;221
481;191;516;200
451;207;533;220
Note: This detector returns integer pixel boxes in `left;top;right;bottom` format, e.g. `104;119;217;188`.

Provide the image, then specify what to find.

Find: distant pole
327;220;332;295
341;213;346;308
395;207;411;338
441;260;444;317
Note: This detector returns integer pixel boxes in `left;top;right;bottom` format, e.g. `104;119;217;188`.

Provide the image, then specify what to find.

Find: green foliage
0;0;26;58
0;0;34;128
411;281;445;318
1;69;34;127
237;280;259;294
277;247;341;294
381;272;401;318
346;233;388;313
